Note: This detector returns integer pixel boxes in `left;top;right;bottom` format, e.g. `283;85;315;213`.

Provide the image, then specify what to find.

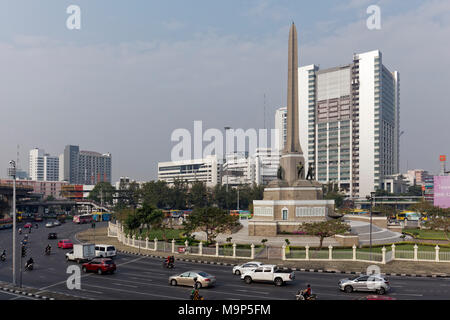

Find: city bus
73;214;93;224
396;211;421;221
0;218;13;230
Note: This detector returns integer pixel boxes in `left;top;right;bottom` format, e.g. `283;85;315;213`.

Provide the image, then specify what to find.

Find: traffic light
21;245;26;257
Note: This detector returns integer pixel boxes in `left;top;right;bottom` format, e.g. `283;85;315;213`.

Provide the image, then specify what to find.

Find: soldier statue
297;162;304;180
277;166;283;180
306;163;314;180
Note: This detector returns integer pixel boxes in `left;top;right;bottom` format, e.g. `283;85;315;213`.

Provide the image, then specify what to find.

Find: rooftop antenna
264;93;266;130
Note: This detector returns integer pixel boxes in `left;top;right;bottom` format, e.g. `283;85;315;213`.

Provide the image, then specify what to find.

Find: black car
48;233;57;239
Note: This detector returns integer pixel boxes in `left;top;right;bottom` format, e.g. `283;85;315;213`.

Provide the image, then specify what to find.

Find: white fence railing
107;222;450;264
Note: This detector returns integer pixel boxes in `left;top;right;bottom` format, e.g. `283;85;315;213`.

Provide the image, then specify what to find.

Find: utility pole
8;161;17;286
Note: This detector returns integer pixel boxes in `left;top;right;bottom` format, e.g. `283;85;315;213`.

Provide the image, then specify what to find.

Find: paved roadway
0;221;449;300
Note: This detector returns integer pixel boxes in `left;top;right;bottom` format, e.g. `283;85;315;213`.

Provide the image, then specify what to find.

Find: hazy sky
1;0;449;182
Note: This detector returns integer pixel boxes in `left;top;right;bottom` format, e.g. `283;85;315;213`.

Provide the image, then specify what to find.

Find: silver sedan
339;275;390;295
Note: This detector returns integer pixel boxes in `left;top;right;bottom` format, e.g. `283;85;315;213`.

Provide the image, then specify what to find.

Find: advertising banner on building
434;176;450;208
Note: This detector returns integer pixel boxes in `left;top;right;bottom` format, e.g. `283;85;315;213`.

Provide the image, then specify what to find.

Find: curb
117;250;449;278
0;286;55;300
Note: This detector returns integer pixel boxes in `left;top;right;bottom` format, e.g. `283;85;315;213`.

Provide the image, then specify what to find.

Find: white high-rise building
222;152;255;186
29;148;59;181
254;148;280;185
29;148;44;181
297;50;400;198
158;155;221;187
274;107;287;152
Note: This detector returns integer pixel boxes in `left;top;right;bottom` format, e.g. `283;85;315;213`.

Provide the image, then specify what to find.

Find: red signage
422;186;426;191
440;155;446;162
178;247;185;253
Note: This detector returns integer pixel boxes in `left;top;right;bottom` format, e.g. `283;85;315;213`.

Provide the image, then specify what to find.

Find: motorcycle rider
45;244;51;254
302;284;312;299
190;277;203;300
0;250;5;261
18;228;22;234
25;257;34;270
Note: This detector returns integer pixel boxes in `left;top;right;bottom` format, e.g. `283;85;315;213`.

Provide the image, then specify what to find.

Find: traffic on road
0;220;449;301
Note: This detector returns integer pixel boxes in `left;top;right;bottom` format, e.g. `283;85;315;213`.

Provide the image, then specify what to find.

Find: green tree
168;178;189;209
425;214;450;240
299;219;351;250
407;185;423;196
124;212;141;235
141;180;171;209
183;207;239;244
324;191;345;208
45;195;56;202
88;182;115;206
189;181;209;208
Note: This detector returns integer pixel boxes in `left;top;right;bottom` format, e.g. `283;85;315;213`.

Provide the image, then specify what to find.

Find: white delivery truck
66;243;96;263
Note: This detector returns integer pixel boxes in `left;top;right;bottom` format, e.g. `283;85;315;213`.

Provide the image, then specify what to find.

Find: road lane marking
112;283;138;288
81;283;185;300
235;289;269;295
390;293;423;297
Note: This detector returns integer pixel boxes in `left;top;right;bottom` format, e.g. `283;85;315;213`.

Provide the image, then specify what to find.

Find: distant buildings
297;50;400;198
29;148;59;181
60;145;112;185
158;155;221;188
0;179;68;199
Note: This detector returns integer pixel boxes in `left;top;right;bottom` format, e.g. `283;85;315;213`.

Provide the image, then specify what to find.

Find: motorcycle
45;248;51;256
25;262;34;271
0;253;5;262
162;261;174;269
296;290;317;301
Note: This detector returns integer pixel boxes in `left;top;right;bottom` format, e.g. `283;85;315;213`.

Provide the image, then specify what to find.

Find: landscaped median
77;226;450;277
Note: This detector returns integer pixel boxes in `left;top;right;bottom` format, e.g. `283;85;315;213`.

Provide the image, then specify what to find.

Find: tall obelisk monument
280;22;305;184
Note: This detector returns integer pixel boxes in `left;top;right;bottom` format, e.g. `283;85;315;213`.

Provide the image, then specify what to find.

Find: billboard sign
440;155;446;162
434;176;450;208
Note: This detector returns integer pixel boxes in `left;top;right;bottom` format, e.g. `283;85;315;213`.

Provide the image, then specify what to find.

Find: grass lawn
140;228;186;240
403;229;448;241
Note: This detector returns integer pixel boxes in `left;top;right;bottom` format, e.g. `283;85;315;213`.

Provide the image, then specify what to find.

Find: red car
24;223;32;229
82;258;116;275
58;239;73;249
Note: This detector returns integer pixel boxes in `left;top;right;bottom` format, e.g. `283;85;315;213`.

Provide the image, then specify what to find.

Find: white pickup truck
241;264;295;286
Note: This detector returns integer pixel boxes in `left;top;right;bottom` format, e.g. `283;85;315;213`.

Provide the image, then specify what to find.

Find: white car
53;220;61;226
241;265;295;286
232;261;264;276
45;221;54;228
95;244;117;258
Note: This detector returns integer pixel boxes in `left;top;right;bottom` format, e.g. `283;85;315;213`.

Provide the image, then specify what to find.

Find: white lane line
81;289;104;295
82;283;185;300
235;289;269;295
106;278;152;286
390;293;423;297
36;256;146;293
209;289;284;300
112;283;138;288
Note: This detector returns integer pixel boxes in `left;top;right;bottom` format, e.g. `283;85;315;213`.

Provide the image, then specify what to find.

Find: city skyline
1;1;449;181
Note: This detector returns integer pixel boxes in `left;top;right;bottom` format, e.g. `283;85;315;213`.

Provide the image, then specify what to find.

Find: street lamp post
368;192;376;261
224;126;231;209
8;160;17;286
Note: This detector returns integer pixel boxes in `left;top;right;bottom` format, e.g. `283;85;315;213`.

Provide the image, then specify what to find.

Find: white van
95;244;117;258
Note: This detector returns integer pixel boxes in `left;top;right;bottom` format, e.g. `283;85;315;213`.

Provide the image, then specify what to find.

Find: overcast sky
0;0;449;182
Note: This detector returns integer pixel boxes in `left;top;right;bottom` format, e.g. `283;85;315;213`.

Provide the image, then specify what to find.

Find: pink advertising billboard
434;176;450;208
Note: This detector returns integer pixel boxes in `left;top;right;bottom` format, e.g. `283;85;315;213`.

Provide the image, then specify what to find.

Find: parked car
24;223;32;229
232;261;264;275
339;275;390;295
169;271;216;288
48;233;57;240
241;265;295;286
95;245;117;258
58;239;73;249
82;258;116;275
